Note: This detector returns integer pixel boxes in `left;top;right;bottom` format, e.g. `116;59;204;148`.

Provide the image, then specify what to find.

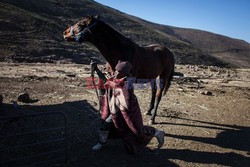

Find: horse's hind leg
144;80;157;115
149;89;164;125
149;71;168;125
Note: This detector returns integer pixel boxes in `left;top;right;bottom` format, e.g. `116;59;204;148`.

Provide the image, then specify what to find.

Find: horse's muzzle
63;35;74;42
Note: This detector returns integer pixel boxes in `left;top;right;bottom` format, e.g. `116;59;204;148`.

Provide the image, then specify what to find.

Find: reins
70;22;97;42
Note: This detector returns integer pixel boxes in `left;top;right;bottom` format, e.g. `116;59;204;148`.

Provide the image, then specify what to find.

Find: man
91;61;165;154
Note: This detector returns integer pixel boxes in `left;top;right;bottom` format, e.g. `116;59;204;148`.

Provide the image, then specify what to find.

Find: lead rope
90;60;100;112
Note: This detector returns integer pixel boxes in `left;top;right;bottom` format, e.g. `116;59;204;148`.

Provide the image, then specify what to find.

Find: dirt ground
0;63;250;167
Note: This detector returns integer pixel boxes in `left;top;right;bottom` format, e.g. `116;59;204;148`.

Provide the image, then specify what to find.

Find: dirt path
0;63;249;167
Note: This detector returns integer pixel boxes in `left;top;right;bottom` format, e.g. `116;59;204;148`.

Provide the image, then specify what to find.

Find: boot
92;130;109;151
154;130;165;148
92;142;104;151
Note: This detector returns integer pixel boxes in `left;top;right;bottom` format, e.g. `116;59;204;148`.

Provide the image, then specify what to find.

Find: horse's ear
94;15;100;20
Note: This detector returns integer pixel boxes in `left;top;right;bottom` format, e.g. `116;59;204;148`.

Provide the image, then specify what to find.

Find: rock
177;77;198;84
18;93;31;103
198;65;208;69
17;92;39;103
66;74;76;77
174;71;184;77
177;88;185;92
209;66;219;72
84;67;90;71
221;79;229;83
219;90;226;94
199;90;213;96
0;95;3;105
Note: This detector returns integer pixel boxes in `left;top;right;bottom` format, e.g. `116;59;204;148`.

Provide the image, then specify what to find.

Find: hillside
131;17;250;68
0;0;249;67
170;27;250;68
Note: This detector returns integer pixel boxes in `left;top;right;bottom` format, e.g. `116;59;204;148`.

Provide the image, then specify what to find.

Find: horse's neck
90;39;119;68
89;22;137;68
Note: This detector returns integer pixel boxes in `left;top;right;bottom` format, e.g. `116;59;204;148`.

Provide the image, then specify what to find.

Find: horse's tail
163;68;174;96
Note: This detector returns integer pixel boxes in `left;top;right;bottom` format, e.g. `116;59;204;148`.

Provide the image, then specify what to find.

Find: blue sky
94;0;250;43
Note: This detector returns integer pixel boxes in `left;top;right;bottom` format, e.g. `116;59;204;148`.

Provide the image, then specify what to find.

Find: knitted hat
115;61;132;75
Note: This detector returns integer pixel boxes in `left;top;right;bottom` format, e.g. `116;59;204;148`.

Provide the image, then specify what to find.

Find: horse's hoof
148;120;155;125
144;112;152;116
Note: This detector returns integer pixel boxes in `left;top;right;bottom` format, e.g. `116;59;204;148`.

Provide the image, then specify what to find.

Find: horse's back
131;44;174;78
141;44;171;56
146;44;174;65
139;44;174;65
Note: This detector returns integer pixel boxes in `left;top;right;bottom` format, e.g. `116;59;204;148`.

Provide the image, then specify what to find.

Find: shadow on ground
0;101;249;166
158;116;250;153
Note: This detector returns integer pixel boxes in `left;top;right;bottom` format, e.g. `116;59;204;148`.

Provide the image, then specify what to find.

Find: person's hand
90;61;97;71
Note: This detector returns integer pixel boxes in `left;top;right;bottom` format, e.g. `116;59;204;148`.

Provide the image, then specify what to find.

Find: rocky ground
0;63;250;167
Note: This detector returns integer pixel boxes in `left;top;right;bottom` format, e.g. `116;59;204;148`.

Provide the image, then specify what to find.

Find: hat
115;61;132;75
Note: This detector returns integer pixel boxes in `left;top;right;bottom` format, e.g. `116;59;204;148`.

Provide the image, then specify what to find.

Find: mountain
0;0;249;67
168;27;250;68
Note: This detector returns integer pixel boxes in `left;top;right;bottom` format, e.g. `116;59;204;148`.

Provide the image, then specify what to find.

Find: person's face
114;70;126;79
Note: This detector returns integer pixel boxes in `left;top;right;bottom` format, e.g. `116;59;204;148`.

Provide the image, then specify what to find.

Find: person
90;62;114;151
91;61;165;154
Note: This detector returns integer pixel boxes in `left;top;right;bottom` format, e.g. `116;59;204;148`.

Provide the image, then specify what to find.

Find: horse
63;15;175;124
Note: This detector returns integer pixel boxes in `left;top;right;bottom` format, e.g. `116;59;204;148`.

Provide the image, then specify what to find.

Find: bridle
69;21;97;42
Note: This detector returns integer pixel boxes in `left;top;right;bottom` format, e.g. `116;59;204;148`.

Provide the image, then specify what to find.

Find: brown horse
63;15;175;124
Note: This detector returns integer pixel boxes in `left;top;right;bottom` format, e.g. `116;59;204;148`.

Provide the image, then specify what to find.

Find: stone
174;71;184;77
221;79;229;83
17;93;31;103
177;88;185;92
199;90;213;96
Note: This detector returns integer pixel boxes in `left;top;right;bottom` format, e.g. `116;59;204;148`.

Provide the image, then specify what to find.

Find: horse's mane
95;20;137;62
98;20;137;47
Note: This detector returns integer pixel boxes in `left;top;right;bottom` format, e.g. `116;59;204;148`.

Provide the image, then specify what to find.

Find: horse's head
63;15;99;43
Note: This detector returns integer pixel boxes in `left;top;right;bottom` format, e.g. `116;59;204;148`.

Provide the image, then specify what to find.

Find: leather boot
154;130;165;148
